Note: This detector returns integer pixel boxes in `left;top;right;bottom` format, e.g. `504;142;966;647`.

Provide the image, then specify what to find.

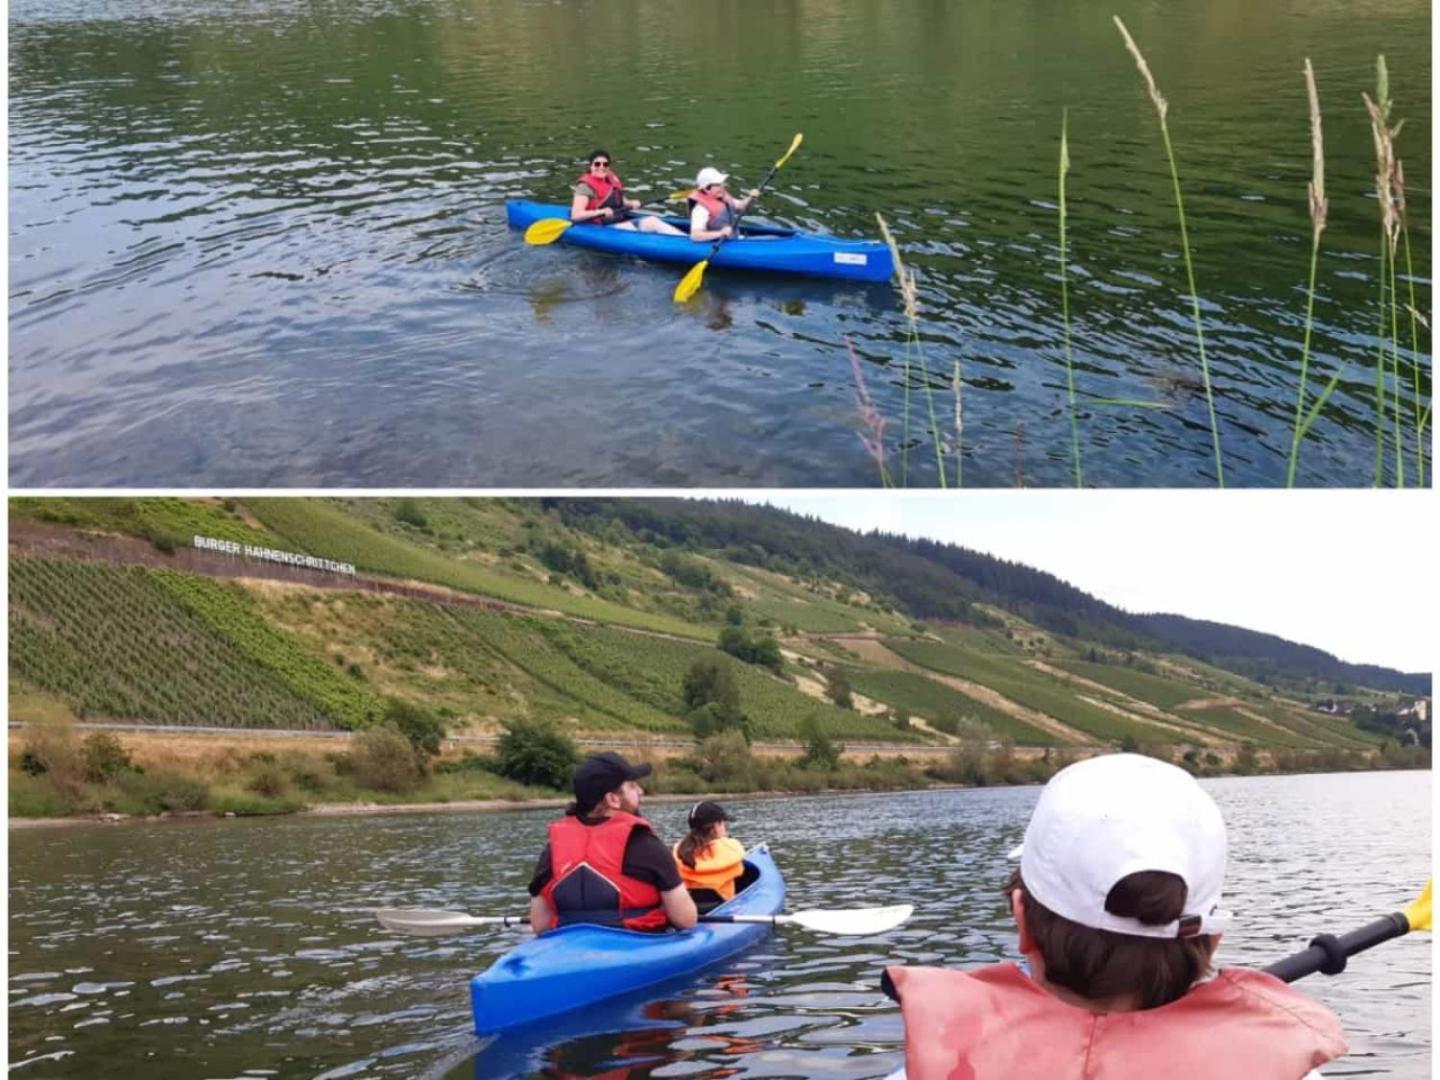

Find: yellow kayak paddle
673;132;804;303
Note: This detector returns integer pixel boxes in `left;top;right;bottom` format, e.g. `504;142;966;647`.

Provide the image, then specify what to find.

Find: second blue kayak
506;200;894;283
470;842;787;1036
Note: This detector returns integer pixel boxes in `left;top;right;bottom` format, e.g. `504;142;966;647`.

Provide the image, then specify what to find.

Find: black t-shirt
528;815;682;897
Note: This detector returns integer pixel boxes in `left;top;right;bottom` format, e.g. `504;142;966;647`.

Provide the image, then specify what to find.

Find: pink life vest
577;171;626;223
886;962;1346;1080
689;189;737;231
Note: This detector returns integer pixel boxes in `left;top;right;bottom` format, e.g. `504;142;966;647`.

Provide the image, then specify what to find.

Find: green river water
8;0;1431;486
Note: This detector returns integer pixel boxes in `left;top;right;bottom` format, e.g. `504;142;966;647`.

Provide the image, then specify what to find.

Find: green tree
382;698;446;760
495;718;578;790
718;625;783;673
825;666;853;710
799;715;843;770
350;726;422;794
682;658;750;741
697;729;755;788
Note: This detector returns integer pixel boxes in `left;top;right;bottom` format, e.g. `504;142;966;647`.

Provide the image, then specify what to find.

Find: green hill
8;496;1422;757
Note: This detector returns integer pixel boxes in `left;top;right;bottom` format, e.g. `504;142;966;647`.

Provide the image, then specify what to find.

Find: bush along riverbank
8;714;1430;824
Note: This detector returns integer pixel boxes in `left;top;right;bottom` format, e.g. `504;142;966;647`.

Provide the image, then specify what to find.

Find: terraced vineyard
886;639;1179;745
9;558;342;729
535;620;913;741
246;498;709;640
1052;660;1204;711
1179;706;1319;748
12;496;274;547
847;669;1059;745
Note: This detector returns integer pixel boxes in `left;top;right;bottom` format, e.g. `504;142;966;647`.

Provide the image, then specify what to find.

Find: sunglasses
590;160;610;168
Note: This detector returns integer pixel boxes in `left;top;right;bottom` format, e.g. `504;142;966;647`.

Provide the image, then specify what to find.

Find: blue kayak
506;200;894;283
470;842;786;1036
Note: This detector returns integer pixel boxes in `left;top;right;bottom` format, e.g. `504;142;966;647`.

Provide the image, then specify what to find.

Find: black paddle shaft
702;158;787;259
1262;911;1409;983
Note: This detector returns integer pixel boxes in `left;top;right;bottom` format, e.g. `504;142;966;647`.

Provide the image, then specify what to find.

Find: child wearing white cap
884;754;1347;1079
688;167;762;243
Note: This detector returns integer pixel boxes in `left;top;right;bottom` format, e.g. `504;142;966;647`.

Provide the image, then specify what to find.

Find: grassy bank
10;722;1428;823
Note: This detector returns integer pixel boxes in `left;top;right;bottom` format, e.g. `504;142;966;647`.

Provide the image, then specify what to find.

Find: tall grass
877;214;949;486
1114;16;1225;487
1362;55;1415;488
1287;60;1329;487
1058;108;1082;486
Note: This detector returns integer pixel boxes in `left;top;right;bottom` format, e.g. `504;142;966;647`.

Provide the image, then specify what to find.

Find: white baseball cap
1009;754;1231;940
695;166;729;189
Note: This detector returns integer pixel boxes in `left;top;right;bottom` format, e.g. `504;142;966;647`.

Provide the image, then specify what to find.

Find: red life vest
578;171;626;223
540;812;668;931
688;189;737;231
886;962;1346;1080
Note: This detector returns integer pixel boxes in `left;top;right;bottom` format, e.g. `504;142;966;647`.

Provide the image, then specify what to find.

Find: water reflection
9;0;1428;485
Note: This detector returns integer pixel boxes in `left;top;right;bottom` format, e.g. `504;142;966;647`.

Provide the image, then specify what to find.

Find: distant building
1397;699;1430;722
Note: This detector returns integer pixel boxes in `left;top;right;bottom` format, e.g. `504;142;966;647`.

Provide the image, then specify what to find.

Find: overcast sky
744;491;1436;673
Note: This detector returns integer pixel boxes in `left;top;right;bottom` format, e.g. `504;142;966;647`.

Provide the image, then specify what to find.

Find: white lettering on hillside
193;535;356;576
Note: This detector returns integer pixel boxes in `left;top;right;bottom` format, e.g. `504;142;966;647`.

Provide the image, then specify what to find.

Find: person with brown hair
884;754;1347;1079
672;801;746;910
528;752;698;934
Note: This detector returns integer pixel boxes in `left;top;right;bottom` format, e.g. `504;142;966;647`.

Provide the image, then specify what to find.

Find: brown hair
675;823;718;869
1006;868;1216;1010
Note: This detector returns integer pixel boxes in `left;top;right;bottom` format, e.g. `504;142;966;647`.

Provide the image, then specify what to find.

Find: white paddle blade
374;908;523;937
787;904;914;935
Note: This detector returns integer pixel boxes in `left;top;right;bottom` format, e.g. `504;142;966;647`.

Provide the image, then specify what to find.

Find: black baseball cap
688;800;731;829
573;752;653;808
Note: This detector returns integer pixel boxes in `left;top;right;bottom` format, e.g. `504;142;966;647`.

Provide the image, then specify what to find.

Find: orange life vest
577;171;626;223
688;189;737;231
672;837;745;900
885;962;1346;1080
541;812;668;931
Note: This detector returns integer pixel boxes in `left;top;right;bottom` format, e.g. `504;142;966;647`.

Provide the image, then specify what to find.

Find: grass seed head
1303;59;1327;236
875;213;919;322
1114;17;1168;123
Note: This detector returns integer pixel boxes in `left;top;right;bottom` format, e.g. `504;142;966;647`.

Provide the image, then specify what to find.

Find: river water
8;0;1431;487
7;770;1431;1077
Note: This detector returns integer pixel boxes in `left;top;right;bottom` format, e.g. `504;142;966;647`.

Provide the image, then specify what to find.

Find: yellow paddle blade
1403;879;1432;932
524;218;572;245
666;189;693;202
775;132;804;170
673;259;709;303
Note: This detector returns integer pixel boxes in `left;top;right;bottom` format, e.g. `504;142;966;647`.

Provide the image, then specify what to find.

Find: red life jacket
578;171;626;223
540;812;669;931
886;962;1346;1080
688;189;737;231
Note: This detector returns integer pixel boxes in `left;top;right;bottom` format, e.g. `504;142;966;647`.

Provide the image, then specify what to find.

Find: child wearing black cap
673;801;746;910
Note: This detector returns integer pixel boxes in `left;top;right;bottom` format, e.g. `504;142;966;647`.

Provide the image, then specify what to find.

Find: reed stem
1287;59;1327;488
1388;244;1404;487
1399;196;1426;486
1114;16;1224;486
952;359;963;488
1059;108;1082;487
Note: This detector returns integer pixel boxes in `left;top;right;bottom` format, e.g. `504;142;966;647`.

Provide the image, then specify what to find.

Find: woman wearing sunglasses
570;149;685;235
687;167;761;242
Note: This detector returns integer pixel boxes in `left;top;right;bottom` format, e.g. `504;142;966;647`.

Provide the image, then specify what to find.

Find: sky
743;491;1436;673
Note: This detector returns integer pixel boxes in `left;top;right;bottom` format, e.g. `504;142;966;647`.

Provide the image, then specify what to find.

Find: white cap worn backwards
1009;753;1231;940
695;166;729;189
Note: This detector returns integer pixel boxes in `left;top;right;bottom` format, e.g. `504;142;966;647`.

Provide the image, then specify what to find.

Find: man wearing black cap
528;752;698;934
